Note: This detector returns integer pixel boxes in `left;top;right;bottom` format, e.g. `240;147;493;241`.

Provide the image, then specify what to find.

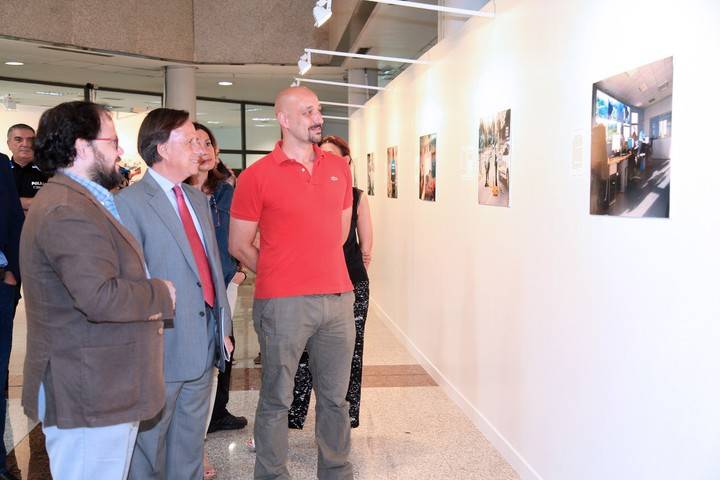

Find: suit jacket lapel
142;175;201;281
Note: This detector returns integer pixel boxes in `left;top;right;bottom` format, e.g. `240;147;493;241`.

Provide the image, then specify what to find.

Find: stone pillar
164;66;197;119
438;0;490;41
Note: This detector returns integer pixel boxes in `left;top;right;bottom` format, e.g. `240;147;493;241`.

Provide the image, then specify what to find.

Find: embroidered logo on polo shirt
330;176;338;181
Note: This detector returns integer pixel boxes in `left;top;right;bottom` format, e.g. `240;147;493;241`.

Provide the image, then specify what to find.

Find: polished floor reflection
4;277;518;479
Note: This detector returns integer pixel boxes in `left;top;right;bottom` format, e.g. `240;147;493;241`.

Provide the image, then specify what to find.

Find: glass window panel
245;104;279;151
197;100;243;150
0;80;83;157
219;152;244;170
96;90;162;170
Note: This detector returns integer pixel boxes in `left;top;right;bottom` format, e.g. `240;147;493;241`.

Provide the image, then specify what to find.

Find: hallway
3;277;518;479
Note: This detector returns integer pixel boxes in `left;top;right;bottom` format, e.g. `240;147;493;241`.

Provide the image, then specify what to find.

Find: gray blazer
116;172;232;383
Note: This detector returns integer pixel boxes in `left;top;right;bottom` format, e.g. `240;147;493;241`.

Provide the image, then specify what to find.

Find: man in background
0;145;23;480
6;124;47;211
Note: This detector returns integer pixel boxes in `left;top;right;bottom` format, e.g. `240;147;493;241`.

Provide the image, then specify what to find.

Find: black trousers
210;335;235;421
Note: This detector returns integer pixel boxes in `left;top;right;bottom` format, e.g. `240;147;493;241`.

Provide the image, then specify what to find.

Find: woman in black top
288;135;373;429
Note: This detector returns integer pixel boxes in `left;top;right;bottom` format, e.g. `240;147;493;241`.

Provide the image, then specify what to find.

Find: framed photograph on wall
590;56;672;218
478;108;511;207
419;133;436;202
367;153;375;196
387;146;398;198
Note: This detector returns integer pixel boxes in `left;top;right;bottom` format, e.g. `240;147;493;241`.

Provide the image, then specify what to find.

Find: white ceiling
0;1;451;109
596;56;673;109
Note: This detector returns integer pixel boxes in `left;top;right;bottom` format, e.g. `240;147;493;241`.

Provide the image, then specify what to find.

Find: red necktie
172;185;215;307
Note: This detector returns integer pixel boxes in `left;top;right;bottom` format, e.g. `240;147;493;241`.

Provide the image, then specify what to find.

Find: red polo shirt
231;141;353;299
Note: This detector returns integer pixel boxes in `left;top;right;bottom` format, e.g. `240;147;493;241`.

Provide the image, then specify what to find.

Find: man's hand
231;270;247;285
162;280;176;309
223;336;234;355
2;270;17;286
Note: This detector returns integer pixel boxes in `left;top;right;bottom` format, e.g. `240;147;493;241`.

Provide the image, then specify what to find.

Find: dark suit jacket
20;173;174;428
0;153;23;283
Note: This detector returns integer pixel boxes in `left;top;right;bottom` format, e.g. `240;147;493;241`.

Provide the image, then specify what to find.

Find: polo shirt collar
271;141;325;166
10;157;41;171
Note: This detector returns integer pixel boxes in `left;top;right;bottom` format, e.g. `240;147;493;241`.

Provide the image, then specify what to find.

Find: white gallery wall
349;0;720;479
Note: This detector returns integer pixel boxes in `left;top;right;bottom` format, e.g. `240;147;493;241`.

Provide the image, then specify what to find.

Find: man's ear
156;142;168;163
276;112;289;129
73;138;90;164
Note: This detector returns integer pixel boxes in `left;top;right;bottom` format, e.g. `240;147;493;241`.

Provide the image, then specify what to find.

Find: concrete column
438;0;490;41
347;68;378;116
164;66;197;119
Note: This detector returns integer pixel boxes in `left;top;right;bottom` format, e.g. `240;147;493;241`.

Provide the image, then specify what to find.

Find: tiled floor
4;277;518;479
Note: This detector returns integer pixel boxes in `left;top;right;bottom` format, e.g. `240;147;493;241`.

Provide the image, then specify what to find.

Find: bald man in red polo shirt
229;86;355;480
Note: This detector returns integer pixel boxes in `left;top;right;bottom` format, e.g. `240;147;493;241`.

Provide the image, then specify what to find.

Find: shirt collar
63;171;113;202
271;141;325;166
10;158;39;170
147;167;178;194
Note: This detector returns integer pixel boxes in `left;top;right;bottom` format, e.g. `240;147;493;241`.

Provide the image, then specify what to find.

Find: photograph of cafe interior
590;56;672;218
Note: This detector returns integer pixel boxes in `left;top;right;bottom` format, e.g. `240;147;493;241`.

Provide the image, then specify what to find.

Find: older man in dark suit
117;108;233;480
19;101;176;480
0;152;23;480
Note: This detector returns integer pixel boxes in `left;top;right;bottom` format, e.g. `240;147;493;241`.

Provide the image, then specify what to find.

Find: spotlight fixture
313;0;333;27
290;79;300;87
298;52;312;76
294;77;385;91
364;0;494;17
4;61;24;66
297;48;428;75
218;81;233;86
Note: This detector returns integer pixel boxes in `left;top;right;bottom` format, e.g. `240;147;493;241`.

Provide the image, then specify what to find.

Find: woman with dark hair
287;134;374;429
186;122;247;480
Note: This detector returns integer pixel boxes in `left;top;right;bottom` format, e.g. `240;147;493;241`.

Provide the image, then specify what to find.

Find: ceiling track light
364;0;495;17
313;0;333;27
319;100;365;109
294;77;386;91
298;48;429;75
323;115;350;121
298;52;312;76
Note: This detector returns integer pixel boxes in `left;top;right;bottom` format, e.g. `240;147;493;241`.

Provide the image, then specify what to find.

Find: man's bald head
274;86;318;116
274;86;324;146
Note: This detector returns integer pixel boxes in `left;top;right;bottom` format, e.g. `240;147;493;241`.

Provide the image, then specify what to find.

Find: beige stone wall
0;0;195;61
192;0;329;64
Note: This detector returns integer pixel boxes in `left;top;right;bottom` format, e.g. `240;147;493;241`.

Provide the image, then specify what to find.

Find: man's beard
308;124;322;143
89;146;124;190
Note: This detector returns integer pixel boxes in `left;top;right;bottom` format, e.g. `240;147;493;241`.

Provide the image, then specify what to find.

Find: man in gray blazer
116;108;233;480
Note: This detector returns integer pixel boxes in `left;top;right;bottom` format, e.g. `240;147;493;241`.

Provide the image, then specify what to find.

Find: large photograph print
418;133;436;201
366;153;375;196
478;109;511;207
590;56;672;218
387;146;398;198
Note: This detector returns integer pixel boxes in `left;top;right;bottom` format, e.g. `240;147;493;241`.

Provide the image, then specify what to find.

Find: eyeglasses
94;137;120;149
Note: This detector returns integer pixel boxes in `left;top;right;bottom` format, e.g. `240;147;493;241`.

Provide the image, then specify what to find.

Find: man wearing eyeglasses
19;101;176;480
6;124;47;212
